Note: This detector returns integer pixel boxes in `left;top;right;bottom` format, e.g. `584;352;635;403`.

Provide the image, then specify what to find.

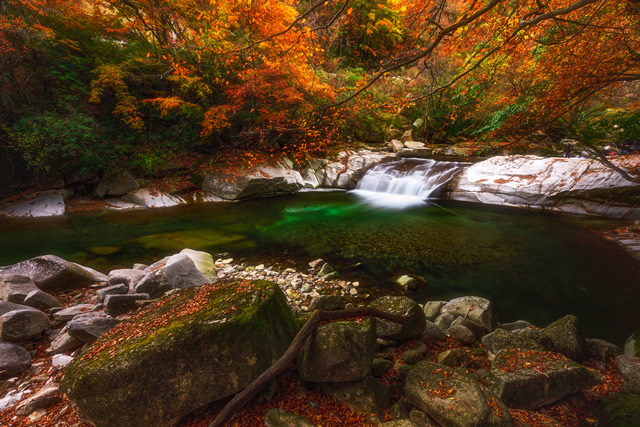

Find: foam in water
351;158;466;208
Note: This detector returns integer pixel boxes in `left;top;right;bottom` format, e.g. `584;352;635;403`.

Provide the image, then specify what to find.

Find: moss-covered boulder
541;315;586;361
369;296;425;341
624;330;640;357
61;280;298;427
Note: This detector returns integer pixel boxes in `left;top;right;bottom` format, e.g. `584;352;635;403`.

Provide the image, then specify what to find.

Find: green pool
0;191;638;344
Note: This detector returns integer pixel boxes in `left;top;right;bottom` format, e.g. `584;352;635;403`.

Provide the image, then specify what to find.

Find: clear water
0;191;638;344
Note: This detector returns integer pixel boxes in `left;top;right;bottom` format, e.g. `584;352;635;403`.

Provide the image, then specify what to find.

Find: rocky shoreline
1;250;640;426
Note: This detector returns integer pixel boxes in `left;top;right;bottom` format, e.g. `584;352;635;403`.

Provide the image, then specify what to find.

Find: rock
423;301;445;322
46;329;82;354
369;296;426;341
264;408;317;427
309;295;343;311
422;320;445;341
180;249;216;281
395;275;419;292
300;169;321;189
405;361;512;427
389;398;409;420
124;188;184;208
52;354;74;367
1;309;50;341
28;408;46;423
95;171;139;198
62;280;298;427
320;271;339;281
0;275;39;304
512;327;553;350
308;258;324;269
135;254;210;297
437;349;470;367
401;130;413;142
441;296;495;332
0;191;66;218
451;317;486;340
316;263;335;278
396;147;433;159
23;289;61;309
371;358;393;377
107;269;145;289
0;300;37;315
404;141;425;149
97;283;129;301
501;320;534;332
53;304;97;322
616;355;640;393
449;155;640;219
585;338;619;364
104;294;150;316
203;165;303;200
446;325;476;345
16;383;61;416
298;318;376;383
434;312;455;331
624;330;640;356
390;140;405;153
318;376;390;418
481;328;545;354
67;313;120;343
413;118;424;128
402;344;427;365
487;349;600;409
541;315;586;361
409;409;438;426
0;255;104;292
380;420;420;427
0;341;31;378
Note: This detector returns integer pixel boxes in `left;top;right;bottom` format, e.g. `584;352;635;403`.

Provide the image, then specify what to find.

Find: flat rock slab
124;188;184;208
0;341;31;378
16;383;60;416
0;193;66;218
487;349;600;409
53;304;98;322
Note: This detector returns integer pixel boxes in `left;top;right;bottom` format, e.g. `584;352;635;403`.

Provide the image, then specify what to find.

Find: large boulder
369;296;426;341
541;315;586;361
487;349;600;409
297;318;376;383
616;354;640;393
61;280;298;427
135;254;210;297
405;361;512;427
203;165;304;200
0;191;67;218
123;188;184;208
624;329;640;357
0;255;104;292
0;341;31;379
481;328;546;354
449;155;640;219
0;275;39;304
0;309;50;341
441;296;496;332
95;171;139;198
179;249;216;281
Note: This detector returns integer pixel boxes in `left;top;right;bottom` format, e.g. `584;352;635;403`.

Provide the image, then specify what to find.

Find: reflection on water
0;192;638;344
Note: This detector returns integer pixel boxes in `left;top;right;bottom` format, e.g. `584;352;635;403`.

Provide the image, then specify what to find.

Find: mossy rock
369;296;425;341
61;280;297;427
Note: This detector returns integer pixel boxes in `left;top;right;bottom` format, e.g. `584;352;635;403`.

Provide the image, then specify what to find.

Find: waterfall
351;158;466;208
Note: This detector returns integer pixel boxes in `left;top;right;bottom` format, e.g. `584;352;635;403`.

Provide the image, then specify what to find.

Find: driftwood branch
209;307;411;427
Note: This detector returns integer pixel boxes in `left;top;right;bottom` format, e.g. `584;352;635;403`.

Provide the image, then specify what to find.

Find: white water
351;158;466;208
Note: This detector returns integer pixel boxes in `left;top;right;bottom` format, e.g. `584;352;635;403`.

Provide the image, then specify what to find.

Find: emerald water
1;191;638;344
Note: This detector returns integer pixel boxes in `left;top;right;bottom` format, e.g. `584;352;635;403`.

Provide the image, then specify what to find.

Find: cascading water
351;158;467;208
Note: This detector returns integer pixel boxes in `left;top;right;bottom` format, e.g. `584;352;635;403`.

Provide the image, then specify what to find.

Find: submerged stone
61;280;297;427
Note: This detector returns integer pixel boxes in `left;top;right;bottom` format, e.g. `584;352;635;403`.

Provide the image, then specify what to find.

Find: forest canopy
0;0;639;174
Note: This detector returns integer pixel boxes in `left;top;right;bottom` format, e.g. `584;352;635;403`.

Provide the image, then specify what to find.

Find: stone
62;280;298;427
585;338;619;364
413;118;424;128
390;140;404;153
97;283;129;301
434;313;455;331
67;313;120;343
0;300;37;315
180;249;216;281
446;325;476;345
501;320;534;332
46;329;82;354
23;289;61;309
104;294;150;316
300;169;321;189
371;358;393;377
124;188;184;208
264;408;317;427
380;420;420;427
541;315;586;361
616;355;640;393
203;165;304;200
107;269;145;289
512;327;554;350
451;317;486;340
16;383;61;416
53;304;97;322
437;349;470;367
0;255;104;292
52;354;74;367
389;398;409;420
318;376;390;418
396;147;434;159
1;309;50;341
0;341;31;378
409;409;438;426
136;254;210;297
395;275;419;292
422;320;445;341
487;349;600;409
449;155;640;219
423;301;445;322
405;361;512;427
298;318;376;383
316;263;335;278
369;296;426;341
0;275;39;304
95;171;139;198
402;344;427;365
624;329;640;357
401;130;413;142
0;192;66;218
404;141;425;149
309;295;343;311
481;328;545;354
441;296;495;332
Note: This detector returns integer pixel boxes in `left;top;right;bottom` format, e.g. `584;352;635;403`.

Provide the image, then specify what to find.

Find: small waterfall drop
351;158;466;208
